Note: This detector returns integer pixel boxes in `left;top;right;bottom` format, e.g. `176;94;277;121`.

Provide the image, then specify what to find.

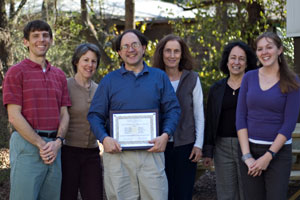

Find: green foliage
277;27;294;68
10;13;119;82
48;16;86;77
8;0;288;97
199;68;224;103
170;0;287;101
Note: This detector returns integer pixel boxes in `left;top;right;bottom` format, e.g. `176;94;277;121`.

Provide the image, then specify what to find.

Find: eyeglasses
120;42;141;51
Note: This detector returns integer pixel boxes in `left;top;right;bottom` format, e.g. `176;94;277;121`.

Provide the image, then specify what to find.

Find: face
163;40;182;70
118;32;145;69
24;30;52;60
76;50;97;80
227;46;247;76
256;37;282;68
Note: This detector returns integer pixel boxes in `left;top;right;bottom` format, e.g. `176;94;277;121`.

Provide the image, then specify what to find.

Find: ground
0;148;10;200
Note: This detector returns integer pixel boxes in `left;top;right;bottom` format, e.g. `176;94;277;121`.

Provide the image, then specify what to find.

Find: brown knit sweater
65;77;98;148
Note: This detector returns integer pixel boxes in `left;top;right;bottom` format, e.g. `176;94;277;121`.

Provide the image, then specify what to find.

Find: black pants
60;145;103;200
165;142;197;200
240;142;292;200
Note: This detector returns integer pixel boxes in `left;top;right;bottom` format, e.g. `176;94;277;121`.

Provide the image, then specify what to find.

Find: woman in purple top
236;32;300;200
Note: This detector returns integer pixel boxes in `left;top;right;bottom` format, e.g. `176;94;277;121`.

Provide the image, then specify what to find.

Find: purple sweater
236;69;300;141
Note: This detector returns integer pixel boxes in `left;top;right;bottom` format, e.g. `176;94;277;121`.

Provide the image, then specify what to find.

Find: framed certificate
110;109;159;150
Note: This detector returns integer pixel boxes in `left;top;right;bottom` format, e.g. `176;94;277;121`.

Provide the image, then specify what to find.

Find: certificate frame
109;109;159;150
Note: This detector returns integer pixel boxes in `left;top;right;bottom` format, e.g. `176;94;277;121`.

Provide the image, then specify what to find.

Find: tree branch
80;0;112;67
9;0;27;21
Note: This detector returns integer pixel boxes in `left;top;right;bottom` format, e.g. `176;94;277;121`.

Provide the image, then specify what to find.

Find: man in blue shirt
88;29;180;199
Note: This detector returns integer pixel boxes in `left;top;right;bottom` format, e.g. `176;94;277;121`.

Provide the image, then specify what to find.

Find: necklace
227;78;241;96
232;89;237;95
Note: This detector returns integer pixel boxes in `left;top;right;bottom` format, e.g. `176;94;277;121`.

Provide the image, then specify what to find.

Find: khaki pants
103;151;168;200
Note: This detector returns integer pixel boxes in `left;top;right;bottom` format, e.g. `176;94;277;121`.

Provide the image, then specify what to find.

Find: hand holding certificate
110;110;159;150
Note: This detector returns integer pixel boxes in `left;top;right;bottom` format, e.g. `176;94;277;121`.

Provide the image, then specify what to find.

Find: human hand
248;153;272;177
243;157;259;176
203;157;213;167
148;133;169;152
39;140;61;164
189;147;202;162
102;137;122;153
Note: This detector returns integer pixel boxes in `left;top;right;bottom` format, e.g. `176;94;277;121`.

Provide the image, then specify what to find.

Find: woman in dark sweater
153;34;204;200
203;41;257;200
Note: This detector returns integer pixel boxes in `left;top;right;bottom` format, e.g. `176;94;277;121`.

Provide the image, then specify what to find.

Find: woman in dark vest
152;34;204;200
203;41;257;200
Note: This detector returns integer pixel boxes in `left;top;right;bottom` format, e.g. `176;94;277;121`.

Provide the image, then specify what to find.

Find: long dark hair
152;34;195;71
255;32;300;93
219;41;257;75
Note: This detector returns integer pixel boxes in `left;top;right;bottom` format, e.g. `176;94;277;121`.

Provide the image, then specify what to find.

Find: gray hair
72;43;101;73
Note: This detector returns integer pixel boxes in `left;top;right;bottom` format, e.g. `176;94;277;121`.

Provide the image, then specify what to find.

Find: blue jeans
9;131;61;200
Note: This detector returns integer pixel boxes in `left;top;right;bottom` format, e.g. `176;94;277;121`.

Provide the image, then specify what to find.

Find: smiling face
118;32;146;70
227;46;247;77
24;30;52;62
76;50;97;80
163;40;182;70
256;37;282;68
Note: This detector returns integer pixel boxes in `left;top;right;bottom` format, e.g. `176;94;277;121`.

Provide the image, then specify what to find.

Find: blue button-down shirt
87;62;181;143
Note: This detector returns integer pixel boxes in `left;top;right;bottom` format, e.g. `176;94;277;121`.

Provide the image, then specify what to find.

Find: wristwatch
267;149;276;159
241;153;253;162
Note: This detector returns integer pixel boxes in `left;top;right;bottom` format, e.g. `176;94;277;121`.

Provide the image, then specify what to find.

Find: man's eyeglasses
120;42;141;51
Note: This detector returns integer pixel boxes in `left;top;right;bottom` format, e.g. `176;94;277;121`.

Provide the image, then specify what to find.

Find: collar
119;61;149;76
24;58;52;71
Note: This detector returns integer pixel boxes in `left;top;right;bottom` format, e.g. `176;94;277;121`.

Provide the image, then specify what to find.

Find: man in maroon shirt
2;20;71;200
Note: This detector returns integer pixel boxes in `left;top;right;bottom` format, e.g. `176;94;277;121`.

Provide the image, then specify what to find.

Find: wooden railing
289;123;300;200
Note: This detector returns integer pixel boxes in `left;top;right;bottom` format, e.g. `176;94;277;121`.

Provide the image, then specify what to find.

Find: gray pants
214;137;244;200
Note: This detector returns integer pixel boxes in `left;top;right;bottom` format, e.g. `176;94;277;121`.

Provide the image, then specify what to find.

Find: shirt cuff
162;128;173;137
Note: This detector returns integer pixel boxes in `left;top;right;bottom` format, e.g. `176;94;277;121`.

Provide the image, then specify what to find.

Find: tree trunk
125;0;135;30
0;0;10;86
80;0;112;68
0;0;27;148
0;0;27;85
246;2;264;48
0;0;9;148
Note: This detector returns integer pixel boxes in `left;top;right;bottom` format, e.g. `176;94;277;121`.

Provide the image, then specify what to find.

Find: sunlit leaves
170;0;287;100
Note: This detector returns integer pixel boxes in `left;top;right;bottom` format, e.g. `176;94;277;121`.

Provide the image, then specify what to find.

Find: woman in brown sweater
60;43;103;200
